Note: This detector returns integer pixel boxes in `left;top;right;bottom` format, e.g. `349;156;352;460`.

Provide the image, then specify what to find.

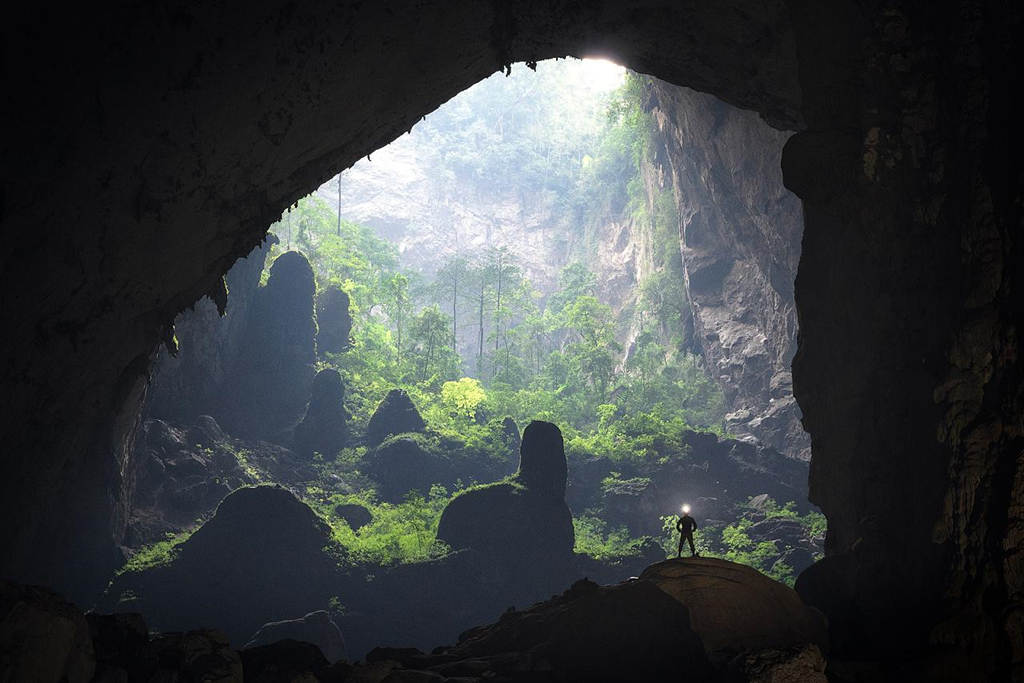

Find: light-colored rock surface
639;557;827;660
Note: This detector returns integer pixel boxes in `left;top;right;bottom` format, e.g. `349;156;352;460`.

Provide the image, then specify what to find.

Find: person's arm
676;518;684;532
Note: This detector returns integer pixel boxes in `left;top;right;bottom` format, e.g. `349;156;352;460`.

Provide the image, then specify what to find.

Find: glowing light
579;57;626;91
681;504;691;514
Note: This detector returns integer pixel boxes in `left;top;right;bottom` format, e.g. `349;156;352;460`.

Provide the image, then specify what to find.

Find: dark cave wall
784;0;1022;675
0;0;1020;677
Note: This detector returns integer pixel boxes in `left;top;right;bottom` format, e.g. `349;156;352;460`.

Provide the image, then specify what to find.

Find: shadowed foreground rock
640;557;828;661
102;486;341;644
0;581;95;683
245;609;346;663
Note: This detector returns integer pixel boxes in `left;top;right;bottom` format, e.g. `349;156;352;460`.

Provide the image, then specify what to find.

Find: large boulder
103;485;342;644
348;577;712;681
436;421;574;561
639;557;828;661
0;581;95;683
222;251;317;440
315;286;353;356
365;389;426;447
293;368;349;460
244;610;346;663
364;434;454;503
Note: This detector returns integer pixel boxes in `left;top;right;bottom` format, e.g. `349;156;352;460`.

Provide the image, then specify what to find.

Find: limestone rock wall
647;83;808;461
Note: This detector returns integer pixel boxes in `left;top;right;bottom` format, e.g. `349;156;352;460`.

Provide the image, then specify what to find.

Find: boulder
365;389;426;447
293;368;349;460
639;557;828;661
315;286;353;356
86;612;150;683
244;610;346;663
334;503;372;531
103;486;342;644
241;638;352;682
399;577;713;681
146;629;242;682
436;421;573;561
0;581;95;683
365;435;453;503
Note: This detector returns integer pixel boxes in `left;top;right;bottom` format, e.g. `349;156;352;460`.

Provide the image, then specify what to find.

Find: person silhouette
676;506;698;558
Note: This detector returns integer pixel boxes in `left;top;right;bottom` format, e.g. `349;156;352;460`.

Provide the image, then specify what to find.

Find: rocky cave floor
3;554;832;683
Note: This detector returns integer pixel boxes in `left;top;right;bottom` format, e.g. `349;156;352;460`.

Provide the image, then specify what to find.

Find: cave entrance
122;57;821;658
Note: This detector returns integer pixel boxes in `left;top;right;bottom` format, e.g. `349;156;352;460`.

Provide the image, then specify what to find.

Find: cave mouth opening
121;57;820;658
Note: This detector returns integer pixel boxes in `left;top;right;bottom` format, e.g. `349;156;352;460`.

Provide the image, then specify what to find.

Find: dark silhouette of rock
244;610;346;663
365;389;425;447
364;435;454;503
333;503;372;531
436;421;573;560
515;420;567;498
0;581;95;683
146;629;242;681
293;369;349;460
640;557;827;661
222;251;317;440
128;416;250;546
102;486;342;644
315;286;353;356
368;577;712;681
86;612;150;683
241;639;352;682
145;240;275;424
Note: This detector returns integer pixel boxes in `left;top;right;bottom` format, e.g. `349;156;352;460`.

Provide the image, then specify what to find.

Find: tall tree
435;256;470;353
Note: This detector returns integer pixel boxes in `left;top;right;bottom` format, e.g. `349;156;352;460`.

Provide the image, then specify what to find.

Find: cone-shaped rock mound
102;485;341;644
365;389;426;447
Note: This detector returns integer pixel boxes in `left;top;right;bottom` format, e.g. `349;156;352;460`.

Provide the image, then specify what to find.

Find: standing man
676;504;698;558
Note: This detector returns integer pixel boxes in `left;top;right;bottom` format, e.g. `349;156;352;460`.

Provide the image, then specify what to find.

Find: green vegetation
227;61;815;579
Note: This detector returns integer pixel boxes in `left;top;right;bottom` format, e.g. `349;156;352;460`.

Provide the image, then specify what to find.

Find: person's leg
677;535;684;558
687;534;696;556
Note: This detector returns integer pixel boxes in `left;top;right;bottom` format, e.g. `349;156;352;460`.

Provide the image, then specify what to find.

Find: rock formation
0;581;95;683
128;416;251;546
364;389;426;447
3;2;1022;677
314;286;353;356
293;368;349;460
436;421;574;560
647;83;808;461
364;435;454;503
640;557;827;661
244;610;346;663
102;486;341;644
144;239;276;424
333;503;372;531
221;251;317;440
